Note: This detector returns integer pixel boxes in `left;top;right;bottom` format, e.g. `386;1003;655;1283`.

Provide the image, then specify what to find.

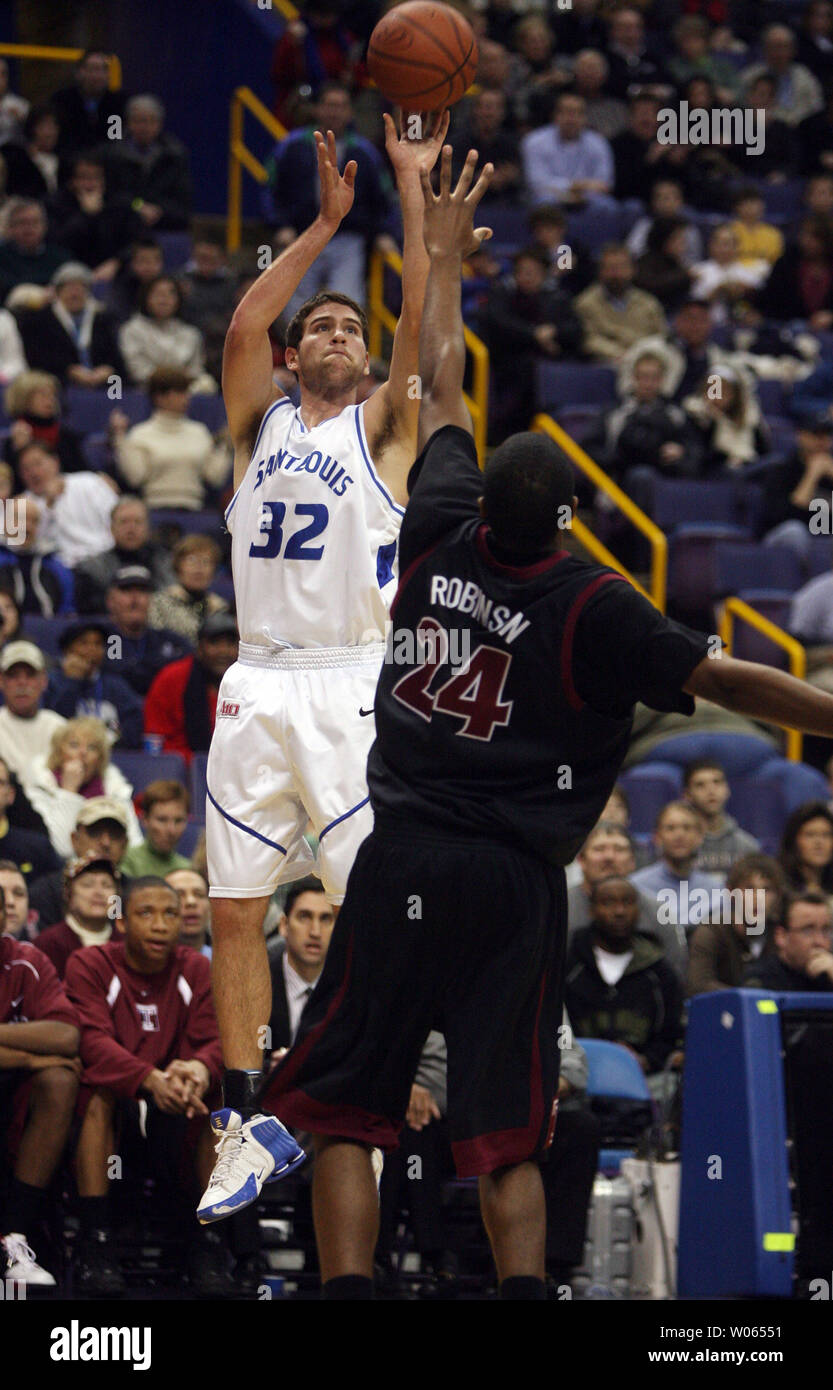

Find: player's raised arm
223;130;357;483
684;653;833;737
415;146;493;456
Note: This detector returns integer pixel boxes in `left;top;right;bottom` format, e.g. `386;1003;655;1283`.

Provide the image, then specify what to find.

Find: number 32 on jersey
248;501;328;560
392;616;513;742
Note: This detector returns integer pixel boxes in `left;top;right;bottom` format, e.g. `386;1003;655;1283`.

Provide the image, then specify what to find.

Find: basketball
368;1;478;112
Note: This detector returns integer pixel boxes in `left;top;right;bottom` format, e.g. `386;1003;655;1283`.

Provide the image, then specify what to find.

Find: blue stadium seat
728;590;793;669
760;179;806;221
64;387;151;435
536;362;616;412
668;525;750;609
188;394;227;432
19;615;65;658
806;534;833;579
176;819;204;859
729;761;830;854
580;1038;652;1100
713;542;802;596
618;763;683;835
190;753;208;819
150;509;224;539
756;380;787;416
157;231;193;270
565;201;624;251
111;751;188;796
652;478;750;532
80;432;111;471
476;201;529;247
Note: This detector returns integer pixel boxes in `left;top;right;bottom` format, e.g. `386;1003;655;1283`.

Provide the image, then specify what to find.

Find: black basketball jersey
366;425;712;867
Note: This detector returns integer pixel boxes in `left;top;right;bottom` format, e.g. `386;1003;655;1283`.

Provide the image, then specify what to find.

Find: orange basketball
368;1;478;112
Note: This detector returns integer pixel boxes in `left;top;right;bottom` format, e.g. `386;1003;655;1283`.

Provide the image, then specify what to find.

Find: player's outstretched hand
419;146;493;260
315;129;357;228
383;108;450;180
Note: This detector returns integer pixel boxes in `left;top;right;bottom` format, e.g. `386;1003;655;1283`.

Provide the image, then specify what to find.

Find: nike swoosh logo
359;708;374;717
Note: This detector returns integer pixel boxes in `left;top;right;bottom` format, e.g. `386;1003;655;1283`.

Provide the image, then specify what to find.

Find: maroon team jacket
65;940;223;1097
0;935;79;1028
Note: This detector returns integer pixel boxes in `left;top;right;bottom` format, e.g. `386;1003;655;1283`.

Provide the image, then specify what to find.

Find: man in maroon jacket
36;853;120;978
0;886;80;1288
65;875;229;1297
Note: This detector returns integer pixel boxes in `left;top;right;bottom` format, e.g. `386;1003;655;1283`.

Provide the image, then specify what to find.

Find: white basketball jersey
226;396;404;648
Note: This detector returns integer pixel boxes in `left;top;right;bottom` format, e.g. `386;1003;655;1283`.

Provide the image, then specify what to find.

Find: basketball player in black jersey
253;149;833;1300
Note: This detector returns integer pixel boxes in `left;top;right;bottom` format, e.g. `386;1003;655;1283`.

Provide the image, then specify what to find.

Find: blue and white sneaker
197;1108;306;1225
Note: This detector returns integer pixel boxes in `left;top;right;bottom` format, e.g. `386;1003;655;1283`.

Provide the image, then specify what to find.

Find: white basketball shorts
205;641;384;904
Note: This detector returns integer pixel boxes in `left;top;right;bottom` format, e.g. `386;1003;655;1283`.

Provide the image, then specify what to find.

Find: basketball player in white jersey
198;111;451;1221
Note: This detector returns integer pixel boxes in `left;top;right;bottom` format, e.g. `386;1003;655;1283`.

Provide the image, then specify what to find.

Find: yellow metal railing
227;86;286;254
0;43;121;87
532;413;667;611
368;248;489;460
719;596;806;762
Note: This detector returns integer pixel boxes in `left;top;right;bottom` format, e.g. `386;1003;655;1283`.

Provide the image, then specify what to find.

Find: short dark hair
283;876;327;918
528;203;566;231
726;853;785;895
655;799;701;830
121;875;180;915
732;184;764;208
139;275;183;317
141;779;189;815
589;874;638;903
781;888;832;929
24;105;57;142
482;432;574;552
683;758;726;789
513;245;549;271
285;291;369;351
148;366;192;398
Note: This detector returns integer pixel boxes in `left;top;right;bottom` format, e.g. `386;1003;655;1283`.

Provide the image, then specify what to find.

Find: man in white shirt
267;878;335;1053
0;640;66;778
19;440;118;568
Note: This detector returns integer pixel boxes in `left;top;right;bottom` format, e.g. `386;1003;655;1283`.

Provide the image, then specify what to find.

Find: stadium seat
189;753;208;819
668;524;750;610
760;178;806;221
19;615;66;658
476;201;529;246
64;387;151;435
150;509;224;539
176;819;204;859
756;380;787;417
157;231;193;270
578;1038;654;1176
566;201;623;251
617;764;683;835
727;590;793;669
651;478;753;533
637;731;778;778
805;534;833;579
188;394;227;432
713;543;803;597
111;750;188;796
80;432;111;471
536;362;617;413
729;761;830;854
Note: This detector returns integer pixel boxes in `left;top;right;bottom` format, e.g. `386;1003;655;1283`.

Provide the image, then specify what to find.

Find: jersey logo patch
218;701;240;718
136;1003;160;1032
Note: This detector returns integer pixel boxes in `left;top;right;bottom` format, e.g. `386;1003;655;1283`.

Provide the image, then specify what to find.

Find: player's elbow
683;653;743;704
53;1024;81;1057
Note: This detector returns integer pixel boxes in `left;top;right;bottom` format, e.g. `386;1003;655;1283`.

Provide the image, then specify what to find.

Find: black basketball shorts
261;826;567;1178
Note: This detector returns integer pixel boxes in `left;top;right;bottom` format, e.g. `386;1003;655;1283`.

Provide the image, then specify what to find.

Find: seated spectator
779;801;833;896
36;853;120;977
263;83;396;320
743;889;833;990
177;237;237;338
144;613;238;765
741;24;823;127
798;1;833;83
448;89;521;200
16;261;125;389
687;853;785;996
665;13;739;99
49;49;124;159
521;92;616;211
762;416;833;561
103;564;190;696
22;716;142;858
167;867;211;957
0;640;66;781
0;198;69;301
270;0;366;129
729;186;784;267
0;58;29;147
610;93;664;205
19;442;117;569
121;781;191;879
0;498;74;616
0;908;79;1288
101;94;192;232
527;203;593;293
603;5;666;100
757;214;833;331
148;534;229;645
0;861;36;942
800;81;833;176
73;494;174;615
683;759;761;879
110;367;230;509
590;348;692;482
267;877;333;1054
682;364;767;472
509;14;565;130
730;71;800;182
65;877;228;1297
106;237;164;323
569;49;627;142
3;371;85;481
45;154;142;283
631;801;722;933
690;225;769;322
480;246;583;441
28;795;129;932
626;179;703;268
119;275;212;391
45;620;143;748
0;753;60;882
3;107;62;200
565;876;684;1076
575;244;666;364
805;171;833;221
634;217;695;314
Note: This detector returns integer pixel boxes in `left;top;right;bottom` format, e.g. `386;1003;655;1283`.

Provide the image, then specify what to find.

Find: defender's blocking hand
383;108;450;180
315;129;357;227
418;146;493;259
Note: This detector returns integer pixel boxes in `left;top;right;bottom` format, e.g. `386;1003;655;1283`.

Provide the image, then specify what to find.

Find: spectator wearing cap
0;497;74;615
3;372;86;483
19;441;118;569
120;781;191;879
101;94;192;232
16;261;125;389
103;565;191;697
35;853;120;974
28;794;129;932
44;620;143;748
73;495;174;614
0;752;60;882
49;49;125;159
144;614;238;765
0;640;66;780
109;367;231;510
148;535;229;646
0;198;70;301
22;717;142;860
